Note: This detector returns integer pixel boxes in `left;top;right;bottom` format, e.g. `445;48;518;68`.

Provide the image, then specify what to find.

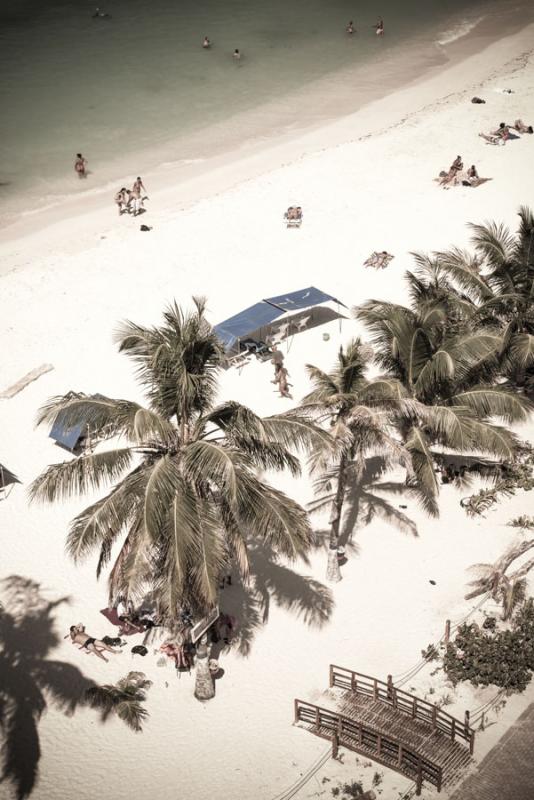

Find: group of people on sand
439;155;480;188
346;17;384;35
114;176;148;216
479;119;533;145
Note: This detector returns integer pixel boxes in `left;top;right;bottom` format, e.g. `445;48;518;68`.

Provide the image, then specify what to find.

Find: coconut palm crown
30;300;329;623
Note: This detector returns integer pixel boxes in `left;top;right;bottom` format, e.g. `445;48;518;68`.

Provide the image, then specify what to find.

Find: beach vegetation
29;300;329;625
444;599;534;692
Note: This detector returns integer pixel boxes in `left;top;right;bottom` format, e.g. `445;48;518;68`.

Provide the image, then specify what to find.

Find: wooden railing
330;665;475;755
294;699;442;795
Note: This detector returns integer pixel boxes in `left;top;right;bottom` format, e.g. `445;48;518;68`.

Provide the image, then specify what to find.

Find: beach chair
239;338;273;361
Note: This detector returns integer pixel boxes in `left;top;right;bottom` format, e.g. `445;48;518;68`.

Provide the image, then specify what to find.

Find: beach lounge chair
284;206;303;228
364;251;394;269
0;463;20;500
238;338;273;360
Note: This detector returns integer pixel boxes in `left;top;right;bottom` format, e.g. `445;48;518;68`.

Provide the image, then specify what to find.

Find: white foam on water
436;15;485;46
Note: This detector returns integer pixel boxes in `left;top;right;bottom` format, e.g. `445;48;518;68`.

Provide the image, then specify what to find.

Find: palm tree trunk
194;633;215;701
326;454;348;583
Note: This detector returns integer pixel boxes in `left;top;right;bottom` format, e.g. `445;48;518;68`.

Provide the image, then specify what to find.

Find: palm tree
466;538;534;620
355;290;531;513
29;300;328;630
427;207;534;390
0;576;92;800
85;672;152;731
300;339;411;581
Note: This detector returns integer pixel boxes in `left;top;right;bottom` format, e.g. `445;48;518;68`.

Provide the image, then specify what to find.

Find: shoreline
1;6;533;261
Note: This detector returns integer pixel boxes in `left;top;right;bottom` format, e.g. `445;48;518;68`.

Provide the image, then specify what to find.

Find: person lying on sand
66;624;122;662
512;119;533;134
479;123;510;144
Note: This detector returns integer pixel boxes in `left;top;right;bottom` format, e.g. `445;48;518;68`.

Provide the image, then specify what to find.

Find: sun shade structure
0;463;21;499
49;393;106;452
214;286;346;354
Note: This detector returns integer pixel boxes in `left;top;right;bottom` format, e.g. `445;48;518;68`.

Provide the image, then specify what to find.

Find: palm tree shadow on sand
338;456;419;549
0;576;94;800
212;542;335;658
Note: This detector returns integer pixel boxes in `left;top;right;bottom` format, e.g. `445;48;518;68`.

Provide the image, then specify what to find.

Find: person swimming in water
92;7;111;18
203;36;211;48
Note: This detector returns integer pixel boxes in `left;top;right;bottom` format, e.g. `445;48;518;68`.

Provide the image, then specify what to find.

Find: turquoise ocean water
0;0;530;222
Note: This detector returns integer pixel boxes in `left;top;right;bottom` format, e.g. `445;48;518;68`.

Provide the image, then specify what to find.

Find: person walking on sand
74;153;88;179
131;176;147;216
276;366;292;399
270;344;284;383
66;624;122;662
114;187;128;216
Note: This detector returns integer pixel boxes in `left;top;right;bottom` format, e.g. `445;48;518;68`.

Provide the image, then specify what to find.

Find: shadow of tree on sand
0;576;94;800
213;541;335;658
339;457;419;548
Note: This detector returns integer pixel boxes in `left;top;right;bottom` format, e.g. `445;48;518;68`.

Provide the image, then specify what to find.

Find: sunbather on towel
479;123;510;144
66;623;122;662
513;119;533;134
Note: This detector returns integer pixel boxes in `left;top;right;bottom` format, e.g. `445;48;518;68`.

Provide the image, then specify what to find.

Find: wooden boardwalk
294;666;474;795
337;690;472;789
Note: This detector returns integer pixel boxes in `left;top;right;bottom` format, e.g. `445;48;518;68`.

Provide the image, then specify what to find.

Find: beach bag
131;645;148;656
140;224;152;232
471;96;485;104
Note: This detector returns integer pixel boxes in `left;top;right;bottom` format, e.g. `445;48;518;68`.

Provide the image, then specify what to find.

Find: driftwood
0;364;54;399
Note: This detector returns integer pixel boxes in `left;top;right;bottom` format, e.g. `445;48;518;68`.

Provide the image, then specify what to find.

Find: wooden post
445;619;451;645
437;767;442;793
332;732;339;759
451;717;456;742
351;671;356;692
387;674;394;701
315;706;320;732
416;760;423;796
432;704;437;731
470;731;475;756
464;710;470;738
294;699;299;723
329;664;334;687
373;678;378;700
412;697;417;719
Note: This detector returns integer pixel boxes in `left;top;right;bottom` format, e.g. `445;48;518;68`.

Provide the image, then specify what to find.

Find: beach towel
364;251;394;269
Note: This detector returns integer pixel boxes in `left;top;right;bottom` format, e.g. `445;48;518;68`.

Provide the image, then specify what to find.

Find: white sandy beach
2;19;534;800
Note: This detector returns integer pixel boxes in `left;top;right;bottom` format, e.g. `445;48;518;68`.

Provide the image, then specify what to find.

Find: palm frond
29;448;133;504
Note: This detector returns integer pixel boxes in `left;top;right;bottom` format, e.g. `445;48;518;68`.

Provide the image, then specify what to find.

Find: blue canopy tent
49;393;106;452
214;287;347;358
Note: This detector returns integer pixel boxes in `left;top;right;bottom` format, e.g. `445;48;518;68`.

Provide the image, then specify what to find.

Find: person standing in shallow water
203;36;211;48
74;153;87;178
233;48;241;60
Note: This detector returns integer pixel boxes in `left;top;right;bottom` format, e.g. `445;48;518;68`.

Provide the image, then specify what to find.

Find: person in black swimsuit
67;624;122;662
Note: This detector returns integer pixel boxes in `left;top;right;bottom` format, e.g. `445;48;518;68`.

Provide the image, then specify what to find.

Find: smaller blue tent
49;394;106;452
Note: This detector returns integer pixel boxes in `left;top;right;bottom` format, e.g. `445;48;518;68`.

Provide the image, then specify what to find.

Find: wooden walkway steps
294;666;475;795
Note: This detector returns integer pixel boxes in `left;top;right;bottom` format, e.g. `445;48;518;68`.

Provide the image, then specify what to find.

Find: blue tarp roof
0;464;20;488
214;286;344;350
49;394;106;451
213;301;284;349
264;286;343;311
